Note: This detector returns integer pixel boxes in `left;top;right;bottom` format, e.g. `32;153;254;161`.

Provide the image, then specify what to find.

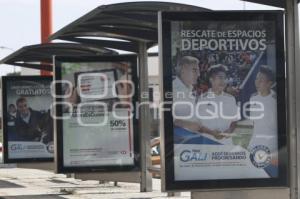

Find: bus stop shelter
49;1;209;193
48;1;300;198
1;0;299;198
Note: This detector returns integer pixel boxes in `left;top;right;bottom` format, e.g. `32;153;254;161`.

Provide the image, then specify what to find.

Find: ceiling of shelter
0;43;117;71
1;1;289;70
243;0;284;8
50;1;288;52
49;2;210;52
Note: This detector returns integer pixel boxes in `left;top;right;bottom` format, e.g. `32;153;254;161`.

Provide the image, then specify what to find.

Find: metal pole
286;1;300;199
138;41;153;192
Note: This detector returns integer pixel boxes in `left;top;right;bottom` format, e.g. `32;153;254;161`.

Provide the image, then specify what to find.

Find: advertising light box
159;11;287;190
54;55;139;173
2;76;54;163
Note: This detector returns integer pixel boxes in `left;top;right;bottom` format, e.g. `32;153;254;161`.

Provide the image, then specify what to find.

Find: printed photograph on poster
161;11;287;190
54;56;139;172
2;76;53;163
74;70;117;102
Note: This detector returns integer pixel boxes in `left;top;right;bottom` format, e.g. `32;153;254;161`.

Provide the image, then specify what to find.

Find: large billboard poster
54;55;139;173
160;12;287;190
2;76;53;163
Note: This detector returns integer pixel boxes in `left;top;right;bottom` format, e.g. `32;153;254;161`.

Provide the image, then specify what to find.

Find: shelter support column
286;1;300;199
138;41;153;192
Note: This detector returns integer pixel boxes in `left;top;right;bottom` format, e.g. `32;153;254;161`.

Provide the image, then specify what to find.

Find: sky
0;0;279;76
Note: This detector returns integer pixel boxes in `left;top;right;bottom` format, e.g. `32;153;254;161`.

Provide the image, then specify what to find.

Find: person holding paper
196;64;240;145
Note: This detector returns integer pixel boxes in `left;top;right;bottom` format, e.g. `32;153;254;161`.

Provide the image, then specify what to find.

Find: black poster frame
54;55;140;173
2;76;53;163
160;11;288;191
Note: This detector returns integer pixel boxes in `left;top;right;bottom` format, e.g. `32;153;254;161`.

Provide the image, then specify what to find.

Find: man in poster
172;56;223;142
248;66;277;166
172;56;200;131
7;104;17;126
15;97;43;141
197;64;240;145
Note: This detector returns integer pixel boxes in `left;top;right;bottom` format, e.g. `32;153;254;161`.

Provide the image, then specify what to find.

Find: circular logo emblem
250;145;271;168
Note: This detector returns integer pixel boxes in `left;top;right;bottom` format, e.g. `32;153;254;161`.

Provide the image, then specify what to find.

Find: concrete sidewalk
0;167;190;199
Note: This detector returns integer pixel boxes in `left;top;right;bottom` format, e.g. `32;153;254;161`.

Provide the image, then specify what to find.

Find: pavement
0;166;190;199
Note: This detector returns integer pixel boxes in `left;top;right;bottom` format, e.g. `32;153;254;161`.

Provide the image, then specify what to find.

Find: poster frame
54;55;140;173
2;75;54;163
159;11;288;191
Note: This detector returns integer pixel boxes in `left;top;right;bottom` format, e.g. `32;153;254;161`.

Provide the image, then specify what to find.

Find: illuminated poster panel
2;76;53;163
54;55;139;173
160;11;287;190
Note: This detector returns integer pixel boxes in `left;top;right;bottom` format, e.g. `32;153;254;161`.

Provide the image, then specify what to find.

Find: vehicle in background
150;137;160;178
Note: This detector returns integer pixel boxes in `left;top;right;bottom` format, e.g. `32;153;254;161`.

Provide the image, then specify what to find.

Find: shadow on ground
0;180;24;188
